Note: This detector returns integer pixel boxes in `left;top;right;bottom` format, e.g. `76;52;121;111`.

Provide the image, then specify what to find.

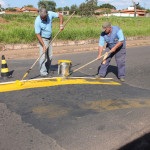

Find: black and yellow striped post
1;55;10;78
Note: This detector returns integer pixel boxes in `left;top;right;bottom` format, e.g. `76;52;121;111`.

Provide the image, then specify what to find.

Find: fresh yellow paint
0;77;120;93
58;60;72;64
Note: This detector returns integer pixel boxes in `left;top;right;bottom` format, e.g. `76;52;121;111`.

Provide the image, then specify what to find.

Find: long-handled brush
67;51;111;77
15;12;75;86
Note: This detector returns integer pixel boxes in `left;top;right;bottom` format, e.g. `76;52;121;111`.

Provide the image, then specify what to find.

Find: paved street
0;46;150;150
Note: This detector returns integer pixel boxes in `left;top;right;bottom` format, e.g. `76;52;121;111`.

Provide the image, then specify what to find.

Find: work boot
40;74;49;78
120;78;125;82
95;75;104;79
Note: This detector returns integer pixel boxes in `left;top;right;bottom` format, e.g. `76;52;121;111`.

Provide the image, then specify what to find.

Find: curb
1;37;150;60
1;36;150;52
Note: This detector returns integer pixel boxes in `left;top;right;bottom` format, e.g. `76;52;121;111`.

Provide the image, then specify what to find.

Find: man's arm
110;41;124;53
35;18;46;52
97;46;104;59
97;35;105;59
58;14;64;31
36;34;46;52
111;29;124;53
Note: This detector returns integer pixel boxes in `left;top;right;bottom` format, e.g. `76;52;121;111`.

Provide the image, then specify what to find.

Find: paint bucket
58;60;72;76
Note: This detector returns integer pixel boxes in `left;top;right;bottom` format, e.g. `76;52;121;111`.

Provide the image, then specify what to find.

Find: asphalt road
0;46;150;150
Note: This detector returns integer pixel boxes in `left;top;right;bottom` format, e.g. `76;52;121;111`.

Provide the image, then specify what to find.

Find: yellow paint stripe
79;99;150;112
1;68;9;73
0;77;120;92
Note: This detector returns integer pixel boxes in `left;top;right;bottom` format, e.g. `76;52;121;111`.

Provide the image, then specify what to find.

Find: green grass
0;13;150;44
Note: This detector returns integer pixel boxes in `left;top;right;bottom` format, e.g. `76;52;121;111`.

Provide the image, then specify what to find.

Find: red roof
120;9;146;13
13;7;22;12
14;7;21;11
95;8;119;13
21;7;38;11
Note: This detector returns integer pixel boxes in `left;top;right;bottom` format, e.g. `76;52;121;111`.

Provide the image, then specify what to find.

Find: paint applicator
15;70;29;86
56;77;62;82
15;80;22;86
15;72;27;86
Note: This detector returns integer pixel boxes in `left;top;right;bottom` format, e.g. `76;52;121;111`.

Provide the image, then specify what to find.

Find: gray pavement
0;103;64;150
0;46;150;150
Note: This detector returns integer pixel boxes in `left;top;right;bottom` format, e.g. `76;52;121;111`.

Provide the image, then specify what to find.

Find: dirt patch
0;17;7;24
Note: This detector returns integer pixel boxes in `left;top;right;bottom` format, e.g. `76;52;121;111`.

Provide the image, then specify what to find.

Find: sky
1;0;150;10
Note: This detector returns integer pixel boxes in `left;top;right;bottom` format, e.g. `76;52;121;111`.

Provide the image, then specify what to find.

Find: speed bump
0;77;121;93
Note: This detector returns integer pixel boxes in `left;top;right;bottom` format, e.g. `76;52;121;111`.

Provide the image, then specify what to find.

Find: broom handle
70;51;111;75
21;11;75;81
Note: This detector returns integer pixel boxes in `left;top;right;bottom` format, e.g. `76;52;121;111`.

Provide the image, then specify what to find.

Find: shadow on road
97;65;118;78
106;65;118;77
118;132;150;150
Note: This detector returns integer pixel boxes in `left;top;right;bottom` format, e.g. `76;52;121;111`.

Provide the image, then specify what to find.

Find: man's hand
97;54;102;60
36;34;47;53
43;45;47;52
59;25;64;31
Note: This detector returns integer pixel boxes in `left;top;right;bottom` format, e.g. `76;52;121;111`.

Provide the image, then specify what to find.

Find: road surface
0;46;150;150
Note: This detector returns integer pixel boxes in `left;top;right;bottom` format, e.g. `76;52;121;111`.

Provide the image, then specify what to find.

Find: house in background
95;7;147;17
57;11;69;15
95;8;119;15
20;7;38;13
4;7;38;14
13;7;22;12
119;7;146;17
146;13;150;17
0;11;5;14
95;8;119;16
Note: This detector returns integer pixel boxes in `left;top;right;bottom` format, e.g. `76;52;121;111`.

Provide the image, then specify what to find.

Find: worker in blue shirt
35;8;63;77
96;22;126;82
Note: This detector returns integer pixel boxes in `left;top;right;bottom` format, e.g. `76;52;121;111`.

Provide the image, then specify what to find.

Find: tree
0;4;1;12
6;8;16;11
104;9;111;17
136;4;145;10
70;4;78;14
78;3;87;16
56;7;63;11
78;0;98;16
24;5;34;7
99;3;116;10
38;0;56;11
146;9;150;13
64;6;69;11
86;0;98;15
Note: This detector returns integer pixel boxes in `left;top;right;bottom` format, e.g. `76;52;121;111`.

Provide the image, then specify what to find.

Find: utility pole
132;0;139;17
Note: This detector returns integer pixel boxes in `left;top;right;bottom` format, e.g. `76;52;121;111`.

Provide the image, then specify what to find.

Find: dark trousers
98;47;126;79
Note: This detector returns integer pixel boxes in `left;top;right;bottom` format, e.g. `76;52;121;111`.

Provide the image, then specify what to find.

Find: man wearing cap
35;8;63;77
96;22;126;82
